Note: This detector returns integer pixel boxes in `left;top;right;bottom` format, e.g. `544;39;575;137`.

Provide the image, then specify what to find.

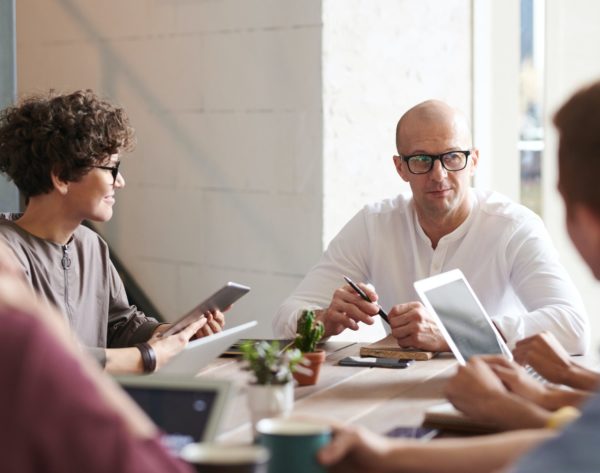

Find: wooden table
196;341;459;443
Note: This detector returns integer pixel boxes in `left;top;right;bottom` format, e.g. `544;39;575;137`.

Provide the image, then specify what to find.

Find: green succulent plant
240;340;304;385
294;309;325;353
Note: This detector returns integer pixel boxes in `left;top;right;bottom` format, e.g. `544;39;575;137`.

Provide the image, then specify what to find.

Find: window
519;0;545;215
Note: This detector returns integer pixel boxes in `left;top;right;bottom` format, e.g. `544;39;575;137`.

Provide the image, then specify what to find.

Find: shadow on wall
55;0;307;292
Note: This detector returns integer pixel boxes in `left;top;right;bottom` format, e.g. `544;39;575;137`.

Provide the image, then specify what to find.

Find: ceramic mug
256;418;331;473
180;443;270;473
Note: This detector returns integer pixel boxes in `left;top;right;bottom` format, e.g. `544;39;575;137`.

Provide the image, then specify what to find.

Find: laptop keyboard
525;365;547;384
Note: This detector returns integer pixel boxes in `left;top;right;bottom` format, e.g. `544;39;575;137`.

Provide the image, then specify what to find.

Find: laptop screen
423;278;504;360
124;386;219;453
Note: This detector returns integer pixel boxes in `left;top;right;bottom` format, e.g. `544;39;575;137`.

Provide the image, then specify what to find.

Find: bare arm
445;357;552;430
105;316;209;374
319;425;555;473
513;332;600;390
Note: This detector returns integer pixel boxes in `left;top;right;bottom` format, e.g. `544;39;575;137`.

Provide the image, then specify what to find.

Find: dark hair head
0;89;135;198
554;81;600;214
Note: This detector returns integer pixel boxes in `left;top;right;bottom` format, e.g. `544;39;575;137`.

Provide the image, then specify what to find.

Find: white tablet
159;320;258;375
413;269;512;364
161;282;251;338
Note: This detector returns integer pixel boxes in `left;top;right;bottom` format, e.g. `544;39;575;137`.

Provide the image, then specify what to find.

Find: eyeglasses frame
90;161;121;184
401;150;471;175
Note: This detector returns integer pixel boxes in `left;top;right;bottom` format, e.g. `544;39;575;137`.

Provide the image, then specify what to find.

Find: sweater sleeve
1;308;193;473
106;260;162;348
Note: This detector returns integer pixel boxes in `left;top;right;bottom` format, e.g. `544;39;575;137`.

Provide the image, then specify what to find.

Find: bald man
274;100;588;354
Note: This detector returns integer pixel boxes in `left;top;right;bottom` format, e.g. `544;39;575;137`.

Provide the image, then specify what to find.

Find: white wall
16;0;323;337
321;0;472;341
322;0;472;245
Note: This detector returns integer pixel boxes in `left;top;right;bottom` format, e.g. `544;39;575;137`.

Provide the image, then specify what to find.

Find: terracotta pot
293;349;326;386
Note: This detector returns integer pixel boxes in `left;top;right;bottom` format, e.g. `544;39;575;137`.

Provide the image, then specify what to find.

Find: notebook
359;334;435;360
117;374;232;453
159;320;258;375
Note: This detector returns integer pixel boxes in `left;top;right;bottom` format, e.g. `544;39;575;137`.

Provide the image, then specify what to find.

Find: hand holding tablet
160;282;250;338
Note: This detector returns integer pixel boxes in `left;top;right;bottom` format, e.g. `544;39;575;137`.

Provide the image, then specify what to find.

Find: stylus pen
343;275;390;325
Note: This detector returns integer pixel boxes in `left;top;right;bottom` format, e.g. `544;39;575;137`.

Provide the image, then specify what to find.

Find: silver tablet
414;269;512;364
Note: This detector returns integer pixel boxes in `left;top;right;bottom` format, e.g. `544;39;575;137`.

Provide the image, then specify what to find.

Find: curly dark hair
0;89;135;198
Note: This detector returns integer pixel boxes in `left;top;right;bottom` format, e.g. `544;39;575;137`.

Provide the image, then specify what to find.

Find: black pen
343;275;390;325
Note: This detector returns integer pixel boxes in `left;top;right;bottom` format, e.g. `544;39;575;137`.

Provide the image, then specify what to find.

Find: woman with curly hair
0;90;224;374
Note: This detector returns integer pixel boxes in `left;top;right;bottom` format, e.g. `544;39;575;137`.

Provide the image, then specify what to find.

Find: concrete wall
322;0;472;245
16;0;472;339
16;0;323;337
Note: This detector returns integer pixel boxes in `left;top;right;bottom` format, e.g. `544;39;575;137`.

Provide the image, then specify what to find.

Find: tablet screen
124;387;218;453
424;279;504;360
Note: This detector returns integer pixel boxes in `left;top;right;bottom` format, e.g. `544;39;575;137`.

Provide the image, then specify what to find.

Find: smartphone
160;282;250;337
338;356;413;368
385;426;439;440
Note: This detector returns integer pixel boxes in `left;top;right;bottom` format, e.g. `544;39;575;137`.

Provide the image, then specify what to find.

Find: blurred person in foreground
0;238;193;473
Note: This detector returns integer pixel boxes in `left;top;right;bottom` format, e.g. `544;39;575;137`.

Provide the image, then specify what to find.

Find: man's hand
388;302;449;351
318;424;396;473
480;355;549;407
445;357;509;422
316;282;380;337
512;332;572;385
513;332;600;391
445;356;551;430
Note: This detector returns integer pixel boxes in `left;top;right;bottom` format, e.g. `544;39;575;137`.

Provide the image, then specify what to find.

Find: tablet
413;269;512;364
116;374;232;453
161;282;250;338
159;321;258;375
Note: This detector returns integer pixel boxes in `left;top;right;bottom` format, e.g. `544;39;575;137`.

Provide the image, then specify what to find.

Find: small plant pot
293;349;326;386
246;382;294;437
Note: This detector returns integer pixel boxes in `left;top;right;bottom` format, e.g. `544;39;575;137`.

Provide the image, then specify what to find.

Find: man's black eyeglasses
402;150;471;175
90;161;121;184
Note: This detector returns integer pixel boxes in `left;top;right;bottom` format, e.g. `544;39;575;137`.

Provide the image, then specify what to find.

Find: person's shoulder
0;214;27;242
73;224;110;253
474;189;542;226
362;193;412;217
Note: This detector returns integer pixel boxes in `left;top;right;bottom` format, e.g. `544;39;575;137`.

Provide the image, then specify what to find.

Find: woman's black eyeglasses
90;161;121;184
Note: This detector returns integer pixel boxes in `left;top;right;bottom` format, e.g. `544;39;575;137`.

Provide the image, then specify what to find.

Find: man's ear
50;172;69;195
393;155;410;182
469;148;479;177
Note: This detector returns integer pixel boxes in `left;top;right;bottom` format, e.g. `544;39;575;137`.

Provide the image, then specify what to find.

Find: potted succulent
240;340;303;434
292;310;326;386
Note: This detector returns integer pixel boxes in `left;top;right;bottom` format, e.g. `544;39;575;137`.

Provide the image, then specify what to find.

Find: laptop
117;374;232;453
159;320;258;375
413;269;512;364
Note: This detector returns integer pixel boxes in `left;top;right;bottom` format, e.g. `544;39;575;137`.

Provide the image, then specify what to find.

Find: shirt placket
429;241;448;276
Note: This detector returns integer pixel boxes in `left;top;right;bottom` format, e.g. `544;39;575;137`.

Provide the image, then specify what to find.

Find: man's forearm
382;429;555;473
564;363;600;391
540;386;591;410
